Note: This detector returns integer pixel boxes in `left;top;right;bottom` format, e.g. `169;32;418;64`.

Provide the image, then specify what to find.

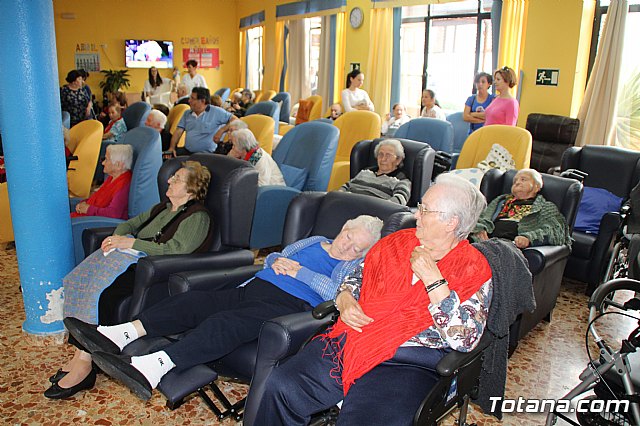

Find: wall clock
350;7;364;29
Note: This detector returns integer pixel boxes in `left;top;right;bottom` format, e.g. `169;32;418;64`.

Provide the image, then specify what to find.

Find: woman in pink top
484;66;519;126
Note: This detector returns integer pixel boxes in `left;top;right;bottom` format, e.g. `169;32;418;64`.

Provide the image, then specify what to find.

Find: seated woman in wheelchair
471;168;570;249
337;138;412;206
64;215;383;401
254;174;529;425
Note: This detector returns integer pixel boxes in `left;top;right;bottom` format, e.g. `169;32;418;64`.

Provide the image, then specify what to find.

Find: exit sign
536;69;559;86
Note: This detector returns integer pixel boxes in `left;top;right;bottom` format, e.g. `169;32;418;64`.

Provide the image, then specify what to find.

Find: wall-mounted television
125;40;174;69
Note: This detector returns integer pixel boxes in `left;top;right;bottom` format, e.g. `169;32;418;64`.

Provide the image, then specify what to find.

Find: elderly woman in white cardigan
228;128;285;187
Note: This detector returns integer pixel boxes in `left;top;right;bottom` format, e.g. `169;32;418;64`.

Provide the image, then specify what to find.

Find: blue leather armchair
245;100;281;135
249;121;339;249
446;111;469;155
122;102;151;130
71;126;163;264
214;87;230;101
394;117;455;176
394;117;454;153
270;92;291;124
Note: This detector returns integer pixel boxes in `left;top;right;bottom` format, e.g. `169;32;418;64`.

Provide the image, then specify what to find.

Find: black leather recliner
560;145;640;294
349;138;436;207
526;113;579;173
480;169;582;349
82;153;259;323
120;191;411;419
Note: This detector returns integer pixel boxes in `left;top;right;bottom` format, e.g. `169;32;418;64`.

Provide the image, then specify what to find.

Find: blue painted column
0;1;74;334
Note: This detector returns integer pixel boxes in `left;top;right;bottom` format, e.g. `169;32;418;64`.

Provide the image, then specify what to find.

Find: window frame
401;1;491;95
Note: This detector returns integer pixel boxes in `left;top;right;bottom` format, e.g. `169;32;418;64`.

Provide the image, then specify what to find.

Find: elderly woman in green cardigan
471;168;570;249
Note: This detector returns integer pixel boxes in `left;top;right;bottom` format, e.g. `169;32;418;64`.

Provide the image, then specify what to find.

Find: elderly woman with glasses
471;168;570;249
44;161;213;400
254;174;532;425
484;66;519;126
338;139;411;205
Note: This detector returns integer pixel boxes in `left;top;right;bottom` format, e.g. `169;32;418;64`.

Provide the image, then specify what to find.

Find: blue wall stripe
276;0;346;18
240;10;266;29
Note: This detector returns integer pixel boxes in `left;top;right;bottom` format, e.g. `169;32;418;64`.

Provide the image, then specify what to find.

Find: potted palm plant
99;69;131;96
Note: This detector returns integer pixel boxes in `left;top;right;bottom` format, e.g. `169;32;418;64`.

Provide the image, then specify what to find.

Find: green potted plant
99;69;131;96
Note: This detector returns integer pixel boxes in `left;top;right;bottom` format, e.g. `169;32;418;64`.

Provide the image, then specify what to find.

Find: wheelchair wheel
603;241;629;286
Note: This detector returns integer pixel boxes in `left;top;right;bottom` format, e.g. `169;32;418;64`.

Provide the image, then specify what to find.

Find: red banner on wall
183;48;219;69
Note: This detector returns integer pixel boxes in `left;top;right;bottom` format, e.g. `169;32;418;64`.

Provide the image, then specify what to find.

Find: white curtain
575;0;628;146
287;19;311;103
317;15;333;110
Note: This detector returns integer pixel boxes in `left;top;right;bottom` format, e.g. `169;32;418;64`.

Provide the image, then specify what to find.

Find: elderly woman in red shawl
71;144;133;219
256;174;501;425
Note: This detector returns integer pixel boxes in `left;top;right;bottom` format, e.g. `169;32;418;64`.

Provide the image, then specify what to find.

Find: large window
590;0;640;149
247;26;264;91
399;0;492;117
308;17;322;95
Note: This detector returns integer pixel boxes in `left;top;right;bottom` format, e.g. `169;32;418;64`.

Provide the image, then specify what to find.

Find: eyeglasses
377;152;397;160
168;174;186;183
417;203;445;216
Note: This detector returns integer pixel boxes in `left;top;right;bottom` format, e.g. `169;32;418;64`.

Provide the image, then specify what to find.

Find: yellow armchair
253;90;263;103
455;125;532;170
0;182;14;244
260;90;277;102
167;104;189;148
67;120;103;199
241;115;275;154
327;111;382;190
307;95;323;121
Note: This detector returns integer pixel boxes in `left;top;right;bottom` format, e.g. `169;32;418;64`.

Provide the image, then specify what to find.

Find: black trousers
256;336;447;426
137;278;312;372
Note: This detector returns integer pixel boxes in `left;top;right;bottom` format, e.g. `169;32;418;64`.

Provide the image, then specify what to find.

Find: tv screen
125;40;173;69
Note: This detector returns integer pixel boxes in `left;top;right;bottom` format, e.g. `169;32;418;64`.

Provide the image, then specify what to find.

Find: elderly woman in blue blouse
338;139;412;206
64;216;384;401
470;168;570;249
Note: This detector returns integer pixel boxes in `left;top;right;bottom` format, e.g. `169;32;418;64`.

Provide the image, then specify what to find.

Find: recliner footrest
157;365;219;408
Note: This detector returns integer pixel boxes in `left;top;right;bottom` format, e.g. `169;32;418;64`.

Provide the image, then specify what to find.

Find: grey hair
516;168;543;189
374;139;405;161
342;215;384;254
106;144;134;171
148;109;167;129
431;173;487;240
233;128;259;152
229;120;249;131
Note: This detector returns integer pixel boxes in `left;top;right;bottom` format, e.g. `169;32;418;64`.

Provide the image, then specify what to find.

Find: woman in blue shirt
463;72;495;134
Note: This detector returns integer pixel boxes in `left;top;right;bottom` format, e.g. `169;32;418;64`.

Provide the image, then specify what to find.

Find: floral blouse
60;86;90;127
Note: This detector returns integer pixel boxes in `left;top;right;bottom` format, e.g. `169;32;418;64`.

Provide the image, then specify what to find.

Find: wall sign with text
183;48;219;69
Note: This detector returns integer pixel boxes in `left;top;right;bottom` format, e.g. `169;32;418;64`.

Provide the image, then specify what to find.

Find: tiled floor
0;244;635;425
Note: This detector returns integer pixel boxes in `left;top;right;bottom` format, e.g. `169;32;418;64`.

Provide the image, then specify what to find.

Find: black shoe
92;352;152;401
43;369;96;399
64;317;121;355
48;369;69;384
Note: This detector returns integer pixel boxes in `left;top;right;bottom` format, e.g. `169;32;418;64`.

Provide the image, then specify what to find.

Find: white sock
130;351;175;389
97;322;139;350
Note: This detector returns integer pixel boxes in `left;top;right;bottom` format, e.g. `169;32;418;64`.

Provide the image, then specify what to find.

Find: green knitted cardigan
472;194;571;247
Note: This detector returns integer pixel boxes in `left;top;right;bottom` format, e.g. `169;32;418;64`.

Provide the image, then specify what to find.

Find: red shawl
71;171;132;218
326;228;491;395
